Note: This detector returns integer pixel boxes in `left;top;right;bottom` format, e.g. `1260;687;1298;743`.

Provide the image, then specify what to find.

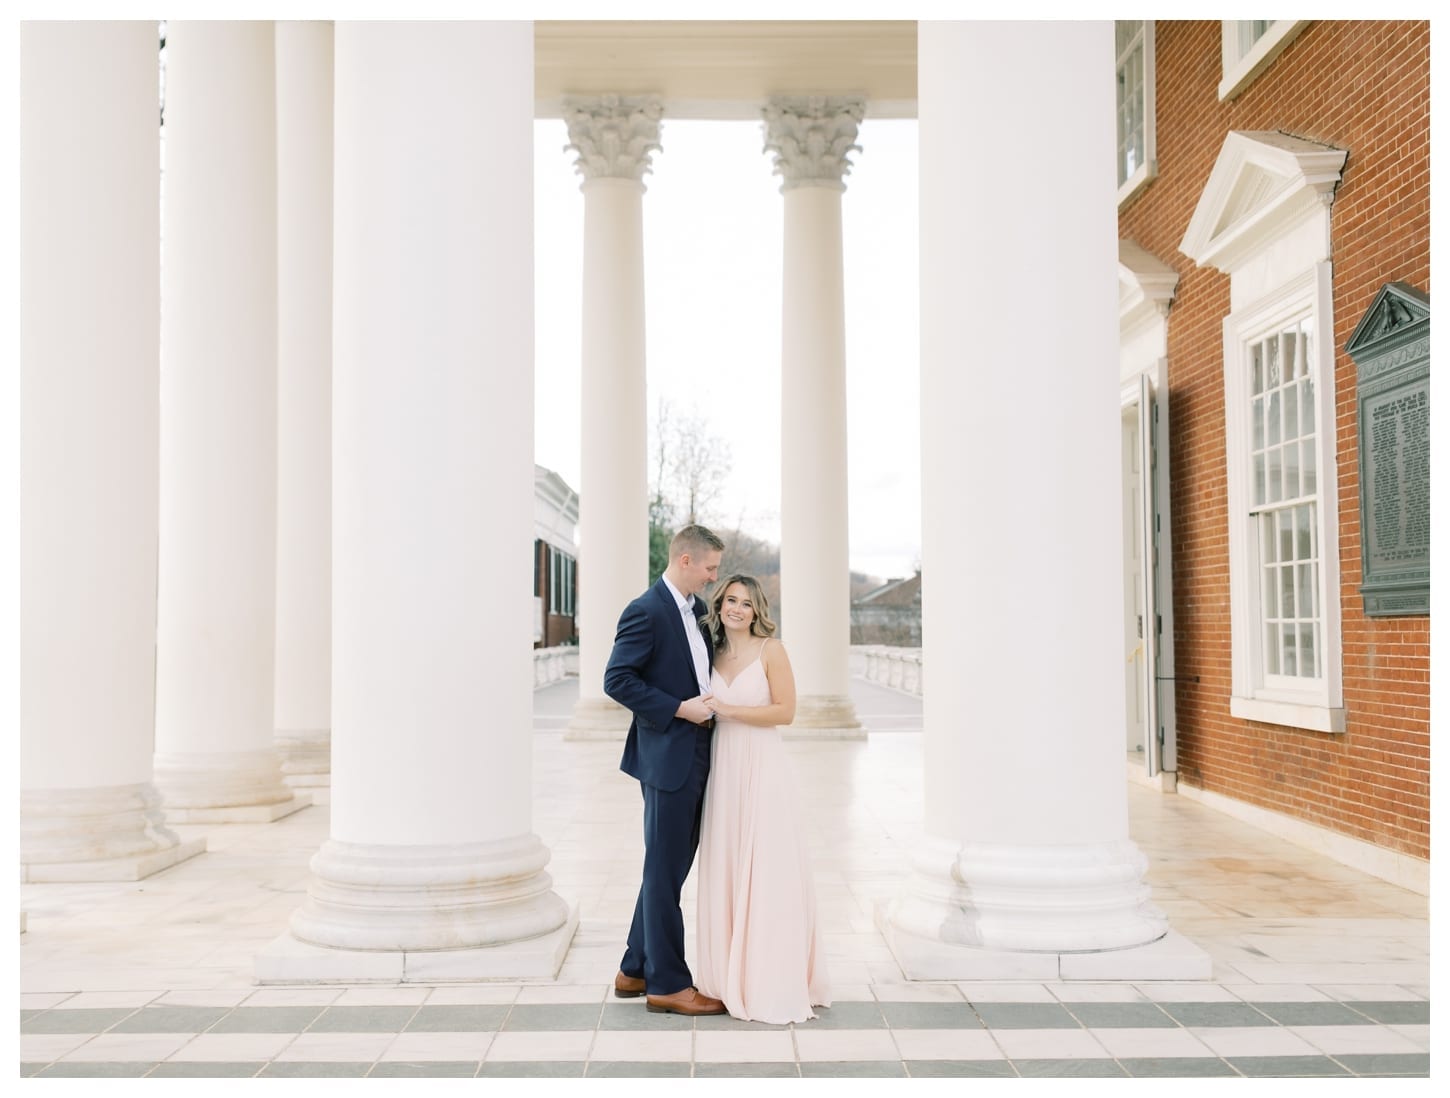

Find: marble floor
16;677;1431;1078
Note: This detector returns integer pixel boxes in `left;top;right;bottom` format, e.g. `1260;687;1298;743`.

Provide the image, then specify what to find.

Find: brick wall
1118;21;1429;858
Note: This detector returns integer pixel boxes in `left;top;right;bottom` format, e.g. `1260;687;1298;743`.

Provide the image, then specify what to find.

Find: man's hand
676;695;715;725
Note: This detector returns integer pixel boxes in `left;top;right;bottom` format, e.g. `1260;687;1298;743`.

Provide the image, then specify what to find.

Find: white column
274;21;334;805
19;22;204;881
562;95;659;741
765;96;864;739
154;21;306;823
258;21;575;982
880;22;1206;980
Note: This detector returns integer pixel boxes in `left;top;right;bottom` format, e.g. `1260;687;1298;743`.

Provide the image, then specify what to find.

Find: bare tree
667;406;730;526
649;398;731;527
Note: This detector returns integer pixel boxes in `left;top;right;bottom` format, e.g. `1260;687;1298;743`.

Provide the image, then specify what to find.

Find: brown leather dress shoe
613;971;646;998
645;987;727;1015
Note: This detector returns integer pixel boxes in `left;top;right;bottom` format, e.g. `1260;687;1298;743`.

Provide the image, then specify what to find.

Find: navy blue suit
604;578;714;995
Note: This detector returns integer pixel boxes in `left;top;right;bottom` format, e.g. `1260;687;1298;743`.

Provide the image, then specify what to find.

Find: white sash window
1224;267;1345;732
1219;19;1309;101
1115;20;1156;205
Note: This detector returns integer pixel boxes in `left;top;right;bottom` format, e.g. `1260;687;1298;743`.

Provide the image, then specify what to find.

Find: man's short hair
670;524;725;559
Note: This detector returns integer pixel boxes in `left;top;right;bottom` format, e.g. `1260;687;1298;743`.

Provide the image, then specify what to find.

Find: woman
695;574;831;1024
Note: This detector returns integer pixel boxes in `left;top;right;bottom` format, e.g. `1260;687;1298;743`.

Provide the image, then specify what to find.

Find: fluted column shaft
154;21;304;823
19;21;203;880
564;95;660;740
261;21;575;980
766;96;864;739
882;22;1182;978
274;21;334;803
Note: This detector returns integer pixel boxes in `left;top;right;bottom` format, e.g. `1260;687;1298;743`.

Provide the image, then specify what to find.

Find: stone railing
532;645;578;688
854;645;922;696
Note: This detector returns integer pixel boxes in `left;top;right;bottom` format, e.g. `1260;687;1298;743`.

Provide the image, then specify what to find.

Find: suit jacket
605;578;713;792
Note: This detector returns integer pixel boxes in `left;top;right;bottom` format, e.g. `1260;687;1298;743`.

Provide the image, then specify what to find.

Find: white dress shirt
662;574;711;696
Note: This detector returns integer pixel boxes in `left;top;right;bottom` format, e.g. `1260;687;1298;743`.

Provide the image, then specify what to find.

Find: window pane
1298;562;1315;620
1299;623;1317;679
1240;20;1273;53
1115;22;1145;186
1296;504;1313;559
1246;311;1325;688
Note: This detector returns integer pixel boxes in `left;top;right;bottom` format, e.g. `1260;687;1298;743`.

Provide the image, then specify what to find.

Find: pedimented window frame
1182;131;1349;734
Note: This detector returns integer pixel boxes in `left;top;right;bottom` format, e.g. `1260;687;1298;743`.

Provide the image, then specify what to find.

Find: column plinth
277;729;332;804
563;95;660;742
289;837;571;952
882;23;1208;981
21;784;206;883
766;96;864;741
153;750;311;823
565;697;634;740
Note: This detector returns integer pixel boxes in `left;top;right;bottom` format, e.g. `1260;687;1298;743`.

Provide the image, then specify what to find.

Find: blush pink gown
695;640;831;1023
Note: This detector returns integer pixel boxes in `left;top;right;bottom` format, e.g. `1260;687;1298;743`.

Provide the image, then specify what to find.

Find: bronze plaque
1346;283;1430;616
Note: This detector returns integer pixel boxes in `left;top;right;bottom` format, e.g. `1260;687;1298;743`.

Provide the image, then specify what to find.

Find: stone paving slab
15;994;1431;1078
17;678;1429;1080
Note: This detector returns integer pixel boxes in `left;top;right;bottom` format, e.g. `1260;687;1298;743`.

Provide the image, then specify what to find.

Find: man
604;524;727;1015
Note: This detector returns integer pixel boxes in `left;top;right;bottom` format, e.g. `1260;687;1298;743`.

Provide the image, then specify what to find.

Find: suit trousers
620;725;713;995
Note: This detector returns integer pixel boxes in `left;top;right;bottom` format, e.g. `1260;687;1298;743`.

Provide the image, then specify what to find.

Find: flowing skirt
694;721;831;1023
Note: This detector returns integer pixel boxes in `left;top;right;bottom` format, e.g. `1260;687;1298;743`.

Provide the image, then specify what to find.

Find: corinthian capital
762;96;865;192
563;95;663;185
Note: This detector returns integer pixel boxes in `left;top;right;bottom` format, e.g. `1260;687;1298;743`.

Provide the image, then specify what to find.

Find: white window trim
1219;19;1310;102
1117;20;1157;208
1224;262;1345;733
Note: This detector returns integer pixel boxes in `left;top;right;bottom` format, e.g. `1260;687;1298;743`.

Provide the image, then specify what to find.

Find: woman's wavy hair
705;573;778;651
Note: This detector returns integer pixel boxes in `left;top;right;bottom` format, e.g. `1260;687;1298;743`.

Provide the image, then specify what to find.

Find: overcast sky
533;115;922;582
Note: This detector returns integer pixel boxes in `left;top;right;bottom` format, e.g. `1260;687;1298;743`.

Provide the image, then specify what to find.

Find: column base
155;748;311;821
785;694;865;739
285;778;330;806
20;782;207;881
565;696;631;740
255;906;580;984
288;835;573;953
23;837;207;883
880;835;1173;965
164;794;311;825
877;900;1211;980
276;727;331;805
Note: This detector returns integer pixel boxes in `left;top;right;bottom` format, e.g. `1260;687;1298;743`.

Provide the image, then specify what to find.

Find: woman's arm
709;641;797;727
